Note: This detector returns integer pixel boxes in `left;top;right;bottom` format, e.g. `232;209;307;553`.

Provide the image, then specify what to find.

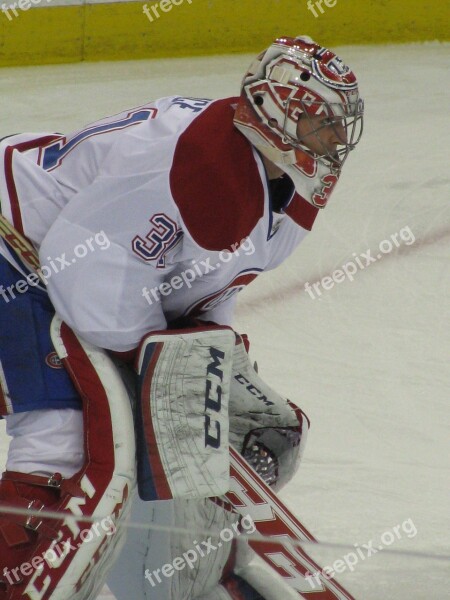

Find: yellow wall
0;0;448;67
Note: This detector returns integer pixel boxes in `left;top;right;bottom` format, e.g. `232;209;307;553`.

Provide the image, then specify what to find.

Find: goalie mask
234;36;364;208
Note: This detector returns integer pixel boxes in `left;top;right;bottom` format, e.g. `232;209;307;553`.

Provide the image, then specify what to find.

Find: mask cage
280;95;364;168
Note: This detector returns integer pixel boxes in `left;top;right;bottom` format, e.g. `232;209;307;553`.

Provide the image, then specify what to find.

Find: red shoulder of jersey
170;98;265;251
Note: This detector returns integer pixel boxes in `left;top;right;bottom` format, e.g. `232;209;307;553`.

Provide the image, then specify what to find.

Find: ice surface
0;42;449;599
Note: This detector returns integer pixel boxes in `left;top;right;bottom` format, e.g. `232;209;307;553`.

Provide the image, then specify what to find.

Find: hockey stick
224;446;357;599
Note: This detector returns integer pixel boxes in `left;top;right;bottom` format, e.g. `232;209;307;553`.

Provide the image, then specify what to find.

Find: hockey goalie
0;35;363;599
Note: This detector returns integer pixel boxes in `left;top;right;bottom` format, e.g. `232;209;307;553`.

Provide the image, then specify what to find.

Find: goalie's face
296;113;347;163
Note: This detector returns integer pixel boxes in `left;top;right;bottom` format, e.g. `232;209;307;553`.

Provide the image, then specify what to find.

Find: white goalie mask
234;36;364;208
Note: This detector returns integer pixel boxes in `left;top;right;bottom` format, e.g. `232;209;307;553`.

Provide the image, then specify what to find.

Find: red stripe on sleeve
2;135;61;235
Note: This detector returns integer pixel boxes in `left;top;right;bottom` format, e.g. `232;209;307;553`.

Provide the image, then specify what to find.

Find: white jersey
0;96;321;352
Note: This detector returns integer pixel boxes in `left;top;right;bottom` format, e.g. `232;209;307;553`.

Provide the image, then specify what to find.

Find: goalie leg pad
0;316;136;599
135;326;236;501
230;336;309;491
107;494;241;600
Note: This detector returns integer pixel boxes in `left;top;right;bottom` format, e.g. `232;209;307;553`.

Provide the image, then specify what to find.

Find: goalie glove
230;335;309;491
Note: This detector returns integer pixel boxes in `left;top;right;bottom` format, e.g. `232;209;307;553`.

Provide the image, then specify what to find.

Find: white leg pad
108;495;239;600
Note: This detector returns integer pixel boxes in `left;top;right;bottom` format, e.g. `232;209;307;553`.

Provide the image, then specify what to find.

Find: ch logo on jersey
186;270;262;316
132;213;182;268
45;352;63;369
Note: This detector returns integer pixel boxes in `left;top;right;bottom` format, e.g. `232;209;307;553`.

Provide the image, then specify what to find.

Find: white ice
0;42;449;599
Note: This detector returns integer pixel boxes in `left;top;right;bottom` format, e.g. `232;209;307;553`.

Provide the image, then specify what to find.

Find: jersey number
40;108;158;171
132;214;182;269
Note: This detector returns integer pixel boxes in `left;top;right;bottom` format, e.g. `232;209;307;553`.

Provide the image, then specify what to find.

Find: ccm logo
204;346;225;449
234;373;274;407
